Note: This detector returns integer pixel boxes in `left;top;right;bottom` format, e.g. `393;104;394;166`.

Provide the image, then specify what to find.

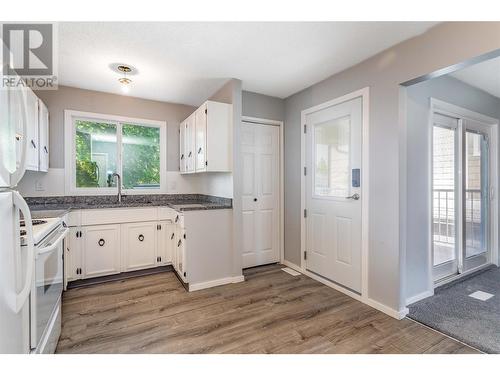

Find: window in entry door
314;115;350;198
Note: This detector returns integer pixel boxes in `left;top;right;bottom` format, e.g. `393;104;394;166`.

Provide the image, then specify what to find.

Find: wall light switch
35;180;45;191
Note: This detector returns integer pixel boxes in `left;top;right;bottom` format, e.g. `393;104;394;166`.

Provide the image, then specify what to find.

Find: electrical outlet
35;180;45;191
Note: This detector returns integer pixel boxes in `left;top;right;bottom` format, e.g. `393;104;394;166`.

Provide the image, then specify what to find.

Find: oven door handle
37;228;69;256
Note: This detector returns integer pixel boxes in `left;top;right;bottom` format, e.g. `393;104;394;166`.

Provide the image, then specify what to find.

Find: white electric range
20;216;68;354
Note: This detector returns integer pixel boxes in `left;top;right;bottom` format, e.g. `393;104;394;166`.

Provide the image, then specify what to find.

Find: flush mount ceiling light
117;65;132;93
110;63;137;94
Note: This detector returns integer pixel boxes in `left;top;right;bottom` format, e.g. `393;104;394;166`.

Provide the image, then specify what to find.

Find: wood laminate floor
56;264;479;354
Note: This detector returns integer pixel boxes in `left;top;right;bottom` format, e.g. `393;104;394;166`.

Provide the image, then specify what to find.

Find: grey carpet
408;266;500;353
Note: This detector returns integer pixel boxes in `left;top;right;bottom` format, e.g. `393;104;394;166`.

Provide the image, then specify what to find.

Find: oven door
30;225;68;350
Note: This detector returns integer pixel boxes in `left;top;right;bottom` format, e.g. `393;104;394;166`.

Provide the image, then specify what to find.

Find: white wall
405;75;500;303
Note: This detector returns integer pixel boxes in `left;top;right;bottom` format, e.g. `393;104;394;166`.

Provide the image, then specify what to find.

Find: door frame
299;88;370;304
241;116;284;265
428;98;499;291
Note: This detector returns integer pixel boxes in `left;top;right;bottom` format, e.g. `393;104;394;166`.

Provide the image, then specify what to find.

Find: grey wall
36;86;195;171
283;22;500;313
405;75;500;301
242;91;285;121
210;79;244;278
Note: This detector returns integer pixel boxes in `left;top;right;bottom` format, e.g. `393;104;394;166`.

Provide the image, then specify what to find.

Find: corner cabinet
180;100;232;174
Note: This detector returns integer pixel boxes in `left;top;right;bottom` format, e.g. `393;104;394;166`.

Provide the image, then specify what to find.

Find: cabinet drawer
81;207;158;226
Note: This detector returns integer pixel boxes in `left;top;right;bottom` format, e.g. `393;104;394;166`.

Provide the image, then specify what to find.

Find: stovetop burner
20;219;48;227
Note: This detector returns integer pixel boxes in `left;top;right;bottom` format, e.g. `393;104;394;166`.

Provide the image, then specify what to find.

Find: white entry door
241;122;280;268
305;97;362;293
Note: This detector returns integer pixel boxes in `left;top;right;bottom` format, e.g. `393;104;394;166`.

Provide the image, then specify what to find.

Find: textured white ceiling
451;56;500;99
58;22;438;105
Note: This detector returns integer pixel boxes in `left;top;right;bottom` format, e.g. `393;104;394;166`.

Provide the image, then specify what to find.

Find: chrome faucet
112;173;122;203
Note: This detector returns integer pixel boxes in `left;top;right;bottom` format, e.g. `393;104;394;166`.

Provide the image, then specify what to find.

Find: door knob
345;193;360;200
253;198;257;202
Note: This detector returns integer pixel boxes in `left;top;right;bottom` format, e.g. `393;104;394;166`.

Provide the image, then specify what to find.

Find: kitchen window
65;110;166;195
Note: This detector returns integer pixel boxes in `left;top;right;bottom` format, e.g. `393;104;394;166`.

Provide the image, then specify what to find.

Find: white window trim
64;110;167;196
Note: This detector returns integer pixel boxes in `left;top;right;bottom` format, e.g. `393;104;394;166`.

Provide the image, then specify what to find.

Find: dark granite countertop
26;194;232;214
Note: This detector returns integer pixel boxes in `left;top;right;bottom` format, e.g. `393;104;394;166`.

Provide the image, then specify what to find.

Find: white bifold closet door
241;122;280;268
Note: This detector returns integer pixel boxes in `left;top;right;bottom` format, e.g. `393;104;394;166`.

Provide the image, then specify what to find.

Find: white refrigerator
0;65;35;353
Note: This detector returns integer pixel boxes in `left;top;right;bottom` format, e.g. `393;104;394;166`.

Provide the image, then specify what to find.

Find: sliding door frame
429;98;499;289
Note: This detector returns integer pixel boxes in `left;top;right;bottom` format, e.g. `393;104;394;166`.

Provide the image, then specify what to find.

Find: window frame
64;110;167;195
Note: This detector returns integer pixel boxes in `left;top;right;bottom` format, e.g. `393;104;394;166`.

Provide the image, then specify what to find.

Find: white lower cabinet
157;221;175;266
122;222;157;272
82;224;121;278
65;227;83;283
175;225;188;283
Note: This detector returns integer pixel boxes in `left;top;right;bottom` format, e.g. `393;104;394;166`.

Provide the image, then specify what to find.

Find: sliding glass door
432;112;492;282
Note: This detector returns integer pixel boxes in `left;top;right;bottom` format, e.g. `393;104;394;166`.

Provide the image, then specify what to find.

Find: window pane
75;120;117;188
122;124;160;189
314;116;350;197
465;131;487;258
432;125;456;266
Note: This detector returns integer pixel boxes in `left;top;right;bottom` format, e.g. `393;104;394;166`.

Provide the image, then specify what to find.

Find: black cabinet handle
170;233;175;240
188;151;192;157
44;146;48;153
180;154;184;160
31;140;36;149
98;239;105;246
138;234;144;242
175;215;179;223
177;239;182;247
198;147;202;154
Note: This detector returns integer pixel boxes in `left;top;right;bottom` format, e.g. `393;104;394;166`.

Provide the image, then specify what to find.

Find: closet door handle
138;234;144;242
98;239;105;247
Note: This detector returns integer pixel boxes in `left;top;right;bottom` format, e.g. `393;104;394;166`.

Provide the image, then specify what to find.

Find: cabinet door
195;105;207;172
186;114;196;172
122;222;157;272
25;89;39;171
179;120;186;173
65;227;83;282
157;221;174;266
82;224;121;278
38;99;49;172
176;226;188;282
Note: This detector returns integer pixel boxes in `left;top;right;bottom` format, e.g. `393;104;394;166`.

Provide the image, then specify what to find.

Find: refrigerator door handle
11;191;34;313
10;87;28;187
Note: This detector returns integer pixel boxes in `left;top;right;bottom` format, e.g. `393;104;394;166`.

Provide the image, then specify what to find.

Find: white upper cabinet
181;100;232;174
38;99;49;172
179;119;186;173
25;88;39;171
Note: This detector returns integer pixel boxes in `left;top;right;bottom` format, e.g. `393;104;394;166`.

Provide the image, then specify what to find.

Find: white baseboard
189;275;245;292
405;290;434;306
282;260;302;273
281;260;407;320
